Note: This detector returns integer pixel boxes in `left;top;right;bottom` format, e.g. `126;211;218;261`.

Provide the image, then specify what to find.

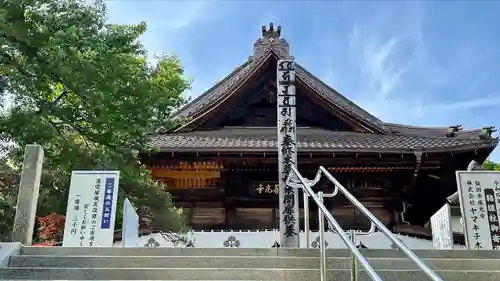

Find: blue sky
105;0;500;160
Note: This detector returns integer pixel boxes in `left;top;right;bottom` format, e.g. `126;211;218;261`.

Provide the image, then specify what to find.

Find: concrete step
20;246;500;259
8;255;500;271
0;267;499;281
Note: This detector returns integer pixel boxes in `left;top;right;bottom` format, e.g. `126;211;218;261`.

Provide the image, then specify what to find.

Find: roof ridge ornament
262;22;281;38
252;23;290;59
480;126;497;140
446;124;463;137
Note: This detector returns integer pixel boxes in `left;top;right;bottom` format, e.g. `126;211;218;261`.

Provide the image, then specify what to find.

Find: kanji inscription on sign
456;171;500;250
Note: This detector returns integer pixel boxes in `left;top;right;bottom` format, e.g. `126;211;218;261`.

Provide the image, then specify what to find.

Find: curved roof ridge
384;122;484;133
383;122;453;131
169;47;389;133
172;61;252;118
166;25;494;141
150;126;499;153
296;64;382;124
382;122;491;141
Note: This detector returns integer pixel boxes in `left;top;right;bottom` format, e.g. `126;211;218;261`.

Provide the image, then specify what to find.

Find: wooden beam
143;151;447;163
152;170;220;179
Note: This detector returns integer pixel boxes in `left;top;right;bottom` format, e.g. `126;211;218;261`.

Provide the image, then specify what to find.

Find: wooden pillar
277;59;299;247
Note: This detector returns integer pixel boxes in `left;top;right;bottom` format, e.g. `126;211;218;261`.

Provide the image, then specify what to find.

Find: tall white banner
430;204;454;249
62;171;120;247
122;198;139;247
456;170;500;250
277;59;299;247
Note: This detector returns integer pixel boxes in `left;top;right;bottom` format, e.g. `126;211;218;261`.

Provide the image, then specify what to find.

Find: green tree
483;160;500;171
0;163;18;240
0;0;190;240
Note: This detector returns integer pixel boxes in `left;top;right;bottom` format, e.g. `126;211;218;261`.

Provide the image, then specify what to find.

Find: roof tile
150;127;498;153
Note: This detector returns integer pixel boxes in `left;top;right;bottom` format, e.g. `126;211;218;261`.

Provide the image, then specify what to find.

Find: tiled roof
382;122;483;139
174;59;385;129
295;65;383;130
170;25;498;139
173;61;253;119
150;127;498;153
177;60;389;133
172;26;388;133
160;25;497;154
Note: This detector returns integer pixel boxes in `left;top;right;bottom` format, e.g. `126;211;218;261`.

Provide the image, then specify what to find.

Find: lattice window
158;176;218;189
150;161;222;190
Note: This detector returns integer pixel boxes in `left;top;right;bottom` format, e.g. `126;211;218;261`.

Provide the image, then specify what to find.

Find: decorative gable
173;24;387;133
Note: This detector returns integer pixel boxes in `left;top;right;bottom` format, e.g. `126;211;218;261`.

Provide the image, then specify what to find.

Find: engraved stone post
12;144;44;245
277;59;299;247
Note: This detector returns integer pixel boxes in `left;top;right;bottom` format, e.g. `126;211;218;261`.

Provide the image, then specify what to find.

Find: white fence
113;229;466;249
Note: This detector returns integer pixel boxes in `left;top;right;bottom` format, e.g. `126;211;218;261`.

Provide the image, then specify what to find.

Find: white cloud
152;1;213;30
105;1;214;30
345;16;424;122
340;3;500;127
429;96;500;112
362;36;406;99
358;95;500;125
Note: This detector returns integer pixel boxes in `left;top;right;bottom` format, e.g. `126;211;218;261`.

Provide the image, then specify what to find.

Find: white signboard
122;198;139;247
456;170;500;250
430;204;454;249
277;59;299;248
62;171;120;247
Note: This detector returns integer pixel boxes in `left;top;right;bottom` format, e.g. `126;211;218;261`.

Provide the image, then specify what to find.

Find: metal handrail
287;169;382;281
318;192;376;281
303;191;376;247
286;166;444;281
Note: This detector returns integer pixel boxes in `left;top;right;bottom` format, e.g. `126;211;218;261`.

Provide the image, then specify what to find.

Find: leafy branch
0;0;191;239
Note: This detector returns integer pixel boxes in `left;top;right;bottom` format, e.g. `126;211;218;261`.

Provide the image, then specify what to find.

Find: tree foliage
37;213;65;242
0;164;17;240
0;0;190;240
483;160;500;171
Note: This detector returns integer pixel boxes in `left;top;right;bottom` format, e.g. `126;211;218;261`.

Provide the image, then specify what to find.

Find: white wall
114;230;466;250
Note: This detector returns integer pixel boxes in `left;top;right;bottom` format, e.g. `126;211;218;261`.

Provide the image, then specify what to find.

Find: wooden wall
180;204;392;231
151;161;222;190
149;159;412;230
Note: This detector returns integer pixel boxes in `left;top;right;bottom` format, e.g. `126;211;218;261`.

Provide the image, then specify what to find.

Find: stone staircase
1;244;500;280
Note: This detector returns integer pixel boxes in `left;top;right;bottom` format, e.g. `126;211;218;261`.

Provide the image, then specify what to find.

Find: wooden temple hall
141;24;498;234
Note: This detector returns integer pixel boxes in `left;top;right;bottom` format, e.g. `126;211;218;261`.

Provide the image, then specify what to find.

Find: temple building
141;24;498;236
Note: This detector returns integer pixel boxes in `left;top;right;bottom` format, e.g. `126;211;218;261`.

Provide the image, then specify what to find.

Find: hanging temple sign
277;58;299;247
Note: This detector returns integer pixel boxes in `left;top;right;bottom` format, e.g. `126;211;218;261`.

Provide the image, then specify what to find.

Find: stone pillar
12;145;44;245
